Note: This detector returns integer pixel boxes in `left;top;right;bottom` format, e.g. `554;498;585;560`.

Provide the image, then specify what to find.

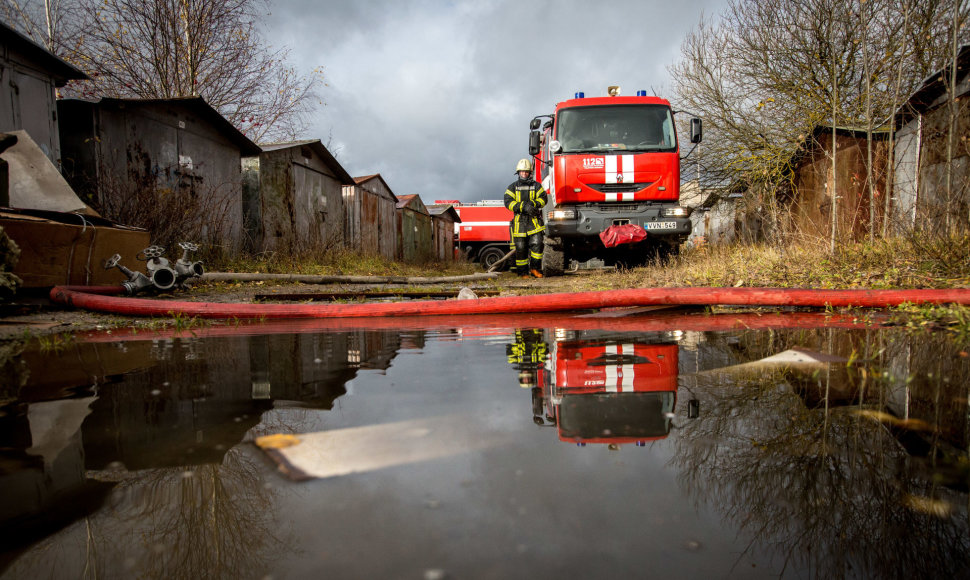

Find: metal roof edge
0;20;88;84
93;96;261;156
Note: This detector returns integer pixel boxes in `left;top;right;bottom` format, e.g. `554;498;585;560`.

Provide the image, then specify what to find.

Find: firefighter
504;158;547;278
506;329;548;389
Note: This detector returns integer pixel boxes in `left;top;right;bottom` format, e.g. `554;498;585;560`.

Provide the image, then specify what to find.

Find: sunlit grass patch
628;233;970;291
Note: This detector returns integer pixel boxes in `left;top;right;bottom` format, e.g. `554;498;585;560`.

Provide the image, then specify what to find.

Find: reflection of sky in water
1;322;968;579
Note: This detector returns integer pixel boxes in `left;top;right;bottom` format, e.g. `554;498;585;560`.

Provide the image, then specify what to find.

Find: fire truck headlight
663;207;691;217
551;209;576;220
549;140;562;153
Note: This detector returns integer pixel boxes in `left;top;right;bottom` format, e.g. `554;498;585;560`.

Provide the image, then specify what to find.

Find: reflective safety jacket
504;178;547;237
506;329;548;369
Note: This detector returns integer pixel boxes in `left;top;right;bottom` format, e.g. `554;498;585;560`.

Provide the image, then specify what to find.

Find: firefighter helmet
515;158;533;173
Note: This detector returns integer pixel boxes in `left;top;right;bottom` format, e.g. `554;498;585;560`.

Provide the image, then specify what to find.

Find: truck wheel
542;239;564;277
479;245;509;270
656;240;681;264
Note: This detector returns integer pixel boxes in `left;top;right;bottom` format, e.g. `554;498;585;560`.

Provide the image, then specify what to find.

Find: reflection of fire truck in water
512;329;687;447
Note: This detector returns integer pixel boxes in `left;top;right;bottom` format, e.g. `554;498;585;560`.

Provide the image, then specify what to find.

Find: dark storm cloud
263;0;727;203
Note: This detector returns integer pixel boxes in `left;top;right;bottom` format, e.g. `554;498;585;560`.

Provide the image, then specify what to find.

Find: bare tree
944;0;964;233
1;0;83;55
2;0;321;142
670;0;966;243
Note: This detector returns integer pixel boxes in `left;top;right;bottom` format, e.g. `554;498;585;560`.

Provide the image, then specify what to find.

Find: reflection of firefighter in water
506;330;550;423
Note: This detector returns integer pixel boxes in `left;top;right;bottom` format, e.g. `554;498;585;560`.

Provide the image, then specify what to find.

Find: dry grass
215;248;482;278
625;232;970;290
212;233;970;295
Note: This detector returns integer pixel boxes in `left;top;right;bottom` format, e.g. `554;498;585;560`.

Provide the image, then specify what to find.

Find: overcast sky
263;0;728;204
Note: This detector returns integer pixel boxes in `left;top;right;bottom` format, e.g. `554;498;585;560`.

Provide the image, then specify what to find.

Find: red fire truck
531;330;686;447
528;86;702;275
435;199;513;270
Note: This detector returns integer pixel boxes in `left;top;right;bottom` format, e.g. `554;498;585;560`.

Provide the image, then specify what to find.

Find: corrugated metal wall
893;103;970;235
0;40;60;164
431;215;456;261
255;146;346;255
343;180;397;260
59;100;248;253
689;201;736;246
396;201;434;263
789;132;888;242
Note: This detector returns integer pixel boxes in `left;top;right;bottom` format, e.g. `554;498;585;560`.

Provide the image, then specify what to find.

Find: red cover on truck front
599;224;647;248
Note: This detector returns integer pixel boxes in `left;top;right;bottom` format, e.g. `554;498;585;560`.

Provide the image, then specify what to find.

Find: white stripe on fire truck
605;363;619;392
461;221;511;227
605;156;617;184
620;343;635;391
603;156;636;200
605;344;636;392
603;191;635;203
605;343;620;391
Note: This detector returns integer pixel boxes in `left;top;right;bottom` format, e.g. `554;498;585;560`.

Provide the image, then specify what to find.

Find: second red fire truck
436;199;514;270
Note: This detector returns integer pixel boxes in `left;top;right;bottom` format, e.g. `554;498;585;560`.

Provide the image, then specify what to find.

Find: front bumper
546;204;692;239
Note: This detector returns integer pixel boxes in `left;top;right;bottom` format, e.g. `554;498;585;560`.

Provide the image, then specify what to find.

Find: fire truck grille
588;182;651;194
597;204;640;212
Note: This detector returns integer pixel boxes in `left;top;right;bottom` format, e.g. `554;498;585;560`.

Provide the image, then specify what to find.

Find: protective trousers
513;232;543;274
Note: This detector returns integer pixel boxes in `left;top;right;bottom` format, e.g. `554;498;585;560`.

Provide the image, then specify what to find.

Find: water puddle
1;310;967;578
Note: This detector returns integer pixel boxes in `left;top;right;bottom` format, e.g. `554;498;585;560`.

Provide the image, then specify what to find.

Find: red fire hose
50;285;970;320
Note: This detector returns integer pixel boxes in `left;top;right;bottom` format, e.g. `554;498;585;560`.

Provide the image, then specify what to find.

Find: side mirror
690;118;703;144
529;118;541;131
528;131;541;156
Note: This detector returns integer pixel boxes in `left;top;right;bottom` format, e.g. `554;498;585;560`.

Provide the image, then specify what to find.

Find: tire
479;245;509;270
532;388;544;418
542;238;564;277
655;240;681;264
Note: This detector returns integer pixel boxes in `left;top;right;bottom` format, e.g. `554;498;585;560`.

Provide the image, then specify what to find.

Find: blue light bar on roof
574;92;585;99
636;90;647;97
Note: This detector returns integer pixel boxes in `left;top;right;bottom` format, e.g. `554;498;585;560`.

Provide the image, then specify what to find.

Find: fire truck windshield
556;105;676;154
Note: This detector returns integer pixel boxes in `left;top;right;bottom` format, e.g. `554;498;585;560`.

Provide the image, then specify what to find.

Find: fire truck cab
529;87;702;275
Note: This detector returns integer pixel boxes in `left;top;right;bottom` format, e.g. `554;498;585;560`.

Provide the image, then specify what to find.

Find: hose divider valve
105;243;204;295
138;245;177;291
104;254;154;296
174;242;205;286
